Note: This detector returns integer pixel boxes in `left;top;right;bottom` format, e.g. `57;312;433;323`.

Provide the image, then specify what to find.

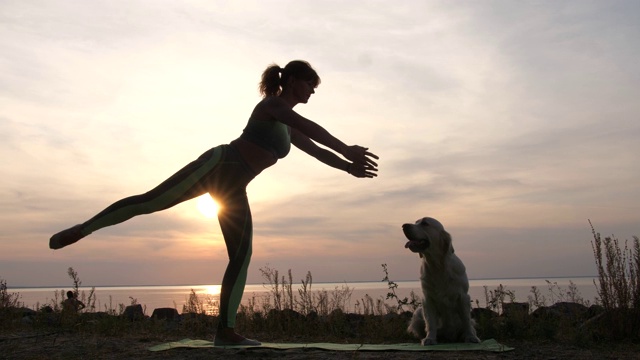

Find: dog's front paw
421;337;437;346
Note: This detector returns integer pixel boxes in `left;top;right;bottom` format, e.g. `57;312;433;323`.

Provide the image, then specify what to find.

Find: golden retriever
403;217;480;345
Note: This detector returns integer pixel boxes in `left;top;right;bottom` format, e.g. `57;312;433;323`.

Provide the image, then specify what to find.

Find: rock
502;302;529;317
20;307;37;317
151;307;179;321
550;302;588;319
306;311;318;321
122;304;144;321
267;308;304;322
587;304;605;318
471;307;499;320
532;302;588;321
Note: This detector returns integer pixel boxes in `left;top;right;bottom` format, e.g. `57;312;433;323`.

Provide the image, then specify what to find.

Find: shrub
589;220;640;340
590;221;640;310
0;278;21;309
381;263;421;313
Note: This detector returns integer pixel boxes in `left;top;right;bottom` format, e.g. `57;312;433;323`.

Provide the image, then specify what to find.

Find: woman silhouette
50;60;378;345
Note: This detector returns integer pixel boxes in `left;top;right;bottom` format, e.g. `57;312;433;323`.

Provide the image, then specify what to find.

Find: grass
1;223;639;346
588;220;640;341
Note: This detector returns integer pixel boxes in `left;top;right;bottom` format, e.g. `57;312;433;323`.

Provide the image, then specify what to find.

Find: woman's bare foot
214;327;261;346
49;224;86;250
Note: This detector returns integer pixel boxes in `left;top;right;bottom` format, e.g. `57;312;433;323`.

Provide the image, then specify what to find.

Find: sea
9;277;599;315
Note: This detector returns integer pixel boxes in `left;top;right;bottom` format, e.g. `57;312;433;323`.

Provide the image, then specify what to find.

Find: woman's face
289;77;317;104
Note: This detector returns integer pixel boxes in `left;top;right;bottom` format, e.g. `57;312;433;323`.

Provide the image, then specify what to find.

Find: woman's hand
347;161;378;178
343;145;379;166
343;145;379;178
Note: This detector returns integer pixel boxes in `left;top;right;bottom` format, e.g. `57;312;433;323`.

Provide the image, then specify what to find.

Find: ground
1;333;639;360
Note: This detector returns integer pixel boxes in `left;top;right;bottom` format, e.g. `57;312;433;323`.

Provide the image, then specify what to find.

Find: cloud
1;0;639;287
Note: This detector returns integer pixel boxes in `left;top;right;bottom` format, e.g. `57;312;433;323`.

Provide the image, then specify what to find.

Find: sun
204;285;221;296
196;194;220;218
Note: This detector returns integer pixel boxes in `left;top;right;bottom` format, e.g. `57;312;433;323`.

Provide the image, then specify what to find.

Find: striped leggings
79;144;256;329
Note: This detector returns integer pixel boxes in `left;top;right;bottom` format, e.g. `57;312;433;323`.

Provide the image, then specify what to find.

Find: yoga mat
149;338;513;352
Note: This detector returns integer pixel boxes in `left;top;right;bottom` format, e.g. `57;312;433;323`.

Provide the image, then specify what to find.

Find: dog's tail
407;306;426;339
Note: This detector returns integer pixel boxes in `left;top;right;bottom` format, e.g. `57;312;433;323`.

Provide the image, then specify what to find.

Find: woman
49;60;378;345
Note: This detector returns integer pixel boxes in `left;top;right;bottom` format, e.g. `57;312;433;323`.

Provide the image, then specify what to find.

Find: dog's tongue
405;240;418;249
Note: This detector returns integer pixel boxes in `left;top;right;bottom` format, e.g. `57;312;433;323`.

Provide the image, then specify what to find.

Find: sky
1;0;639;288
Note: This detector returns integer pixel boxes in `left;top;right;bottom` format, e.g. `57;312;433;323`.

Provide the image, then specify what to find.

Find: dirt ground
1;333;640;360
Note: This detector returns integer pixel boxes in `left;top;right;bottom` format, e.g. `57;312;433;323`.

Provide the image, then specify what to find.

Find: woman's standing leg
216;193;253;331
208;146;260;345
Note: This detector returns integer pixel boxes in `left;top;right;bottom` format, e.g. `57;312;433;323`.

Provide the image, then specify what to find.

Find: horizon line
8;274;598;290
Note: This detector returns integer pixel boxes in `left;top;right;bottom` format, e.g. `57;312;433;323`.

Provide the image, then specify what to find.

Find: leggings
79;144;256;328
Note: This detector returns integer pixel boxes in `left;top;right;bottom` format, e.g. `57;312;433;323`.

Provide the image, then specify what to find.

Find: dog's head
402;217;453;257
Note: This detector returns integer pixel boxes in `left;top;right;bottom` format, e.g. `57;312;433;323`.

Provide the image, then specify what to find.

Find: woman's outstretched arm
261;97;378;168
291;128;378;178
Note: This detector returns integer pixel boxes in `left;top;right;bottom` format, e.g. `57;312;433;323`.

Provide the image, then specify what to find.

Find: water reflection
204;285;221;296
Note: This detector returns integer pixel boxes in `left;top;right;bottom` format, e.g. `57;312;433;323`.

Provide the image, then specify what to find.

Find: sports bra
239;118;291;159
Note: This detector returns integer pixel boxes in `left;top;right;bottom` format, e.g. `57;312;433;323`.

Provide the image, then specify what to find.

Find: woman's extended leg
50;146;226;249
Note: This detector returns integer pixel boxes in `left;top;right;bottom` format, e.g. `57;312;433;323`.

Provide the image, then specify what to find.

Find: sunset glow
204;285;221;296
196;194;220;218
2;1;639;287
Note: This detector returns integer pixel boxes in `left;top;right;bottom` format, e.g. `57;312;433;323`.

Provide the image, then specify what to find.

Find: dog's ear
441;230;454;255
